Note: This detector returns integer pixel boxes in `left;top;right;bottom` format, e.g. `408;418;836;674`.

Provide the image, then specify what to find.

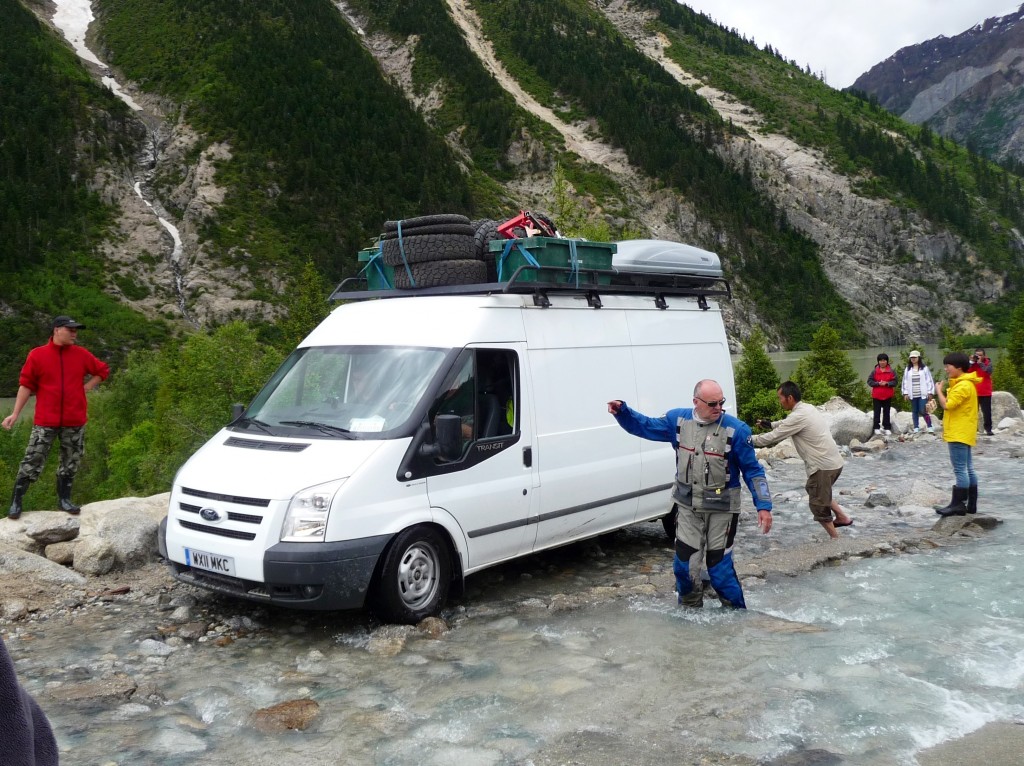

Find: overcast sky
678;1;1022;88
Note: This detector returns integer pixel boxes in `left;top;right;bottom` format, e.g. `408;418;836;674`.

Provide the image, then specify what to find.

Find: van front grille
178;519;257;540
179;502;263;525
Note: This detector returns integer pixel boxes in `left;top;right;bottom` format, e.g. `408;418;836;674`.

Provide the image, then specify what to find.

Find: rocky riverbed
2;404;1023;765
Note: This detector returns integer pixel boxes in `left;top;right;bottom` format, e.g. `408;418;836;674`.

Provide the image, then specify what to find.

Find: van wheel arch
369;524;460;624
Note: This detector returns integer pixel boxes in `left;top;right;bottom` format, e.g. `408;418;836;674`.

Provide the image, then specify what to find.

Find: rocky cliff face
853;4;1024;164
29;0;1018;346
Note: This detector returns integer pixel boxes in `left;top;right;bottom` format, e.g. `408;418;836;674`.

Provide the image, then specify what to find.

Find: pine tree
734;328;781;423
791;323;867;406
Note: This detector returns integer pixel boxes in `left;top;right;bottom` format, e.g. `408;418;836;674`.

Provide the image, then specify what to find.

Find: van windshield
239;346;447;437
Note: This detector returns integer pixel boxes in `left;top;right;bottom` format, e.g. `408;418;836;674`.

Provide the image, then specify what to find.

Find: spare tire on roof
392;258;487;288
383;214;470;232
471;219;502;281
380;223;474;240
381;232;475;266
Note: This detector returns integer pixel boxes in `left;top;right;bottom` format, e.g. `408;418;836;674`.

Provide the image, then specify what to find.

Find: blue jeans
909;397;932;429
947;442;977;489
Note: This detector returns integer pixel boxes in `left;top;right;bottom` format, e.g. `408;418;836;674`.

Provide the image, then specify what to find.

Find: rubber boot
935;486;968;517
8;477;31;520
967;485;978;515
56;476;81;515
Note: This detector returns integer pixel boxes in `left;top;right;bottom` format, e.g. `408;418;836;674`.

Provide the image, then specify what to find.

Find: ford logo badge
199;507;224;522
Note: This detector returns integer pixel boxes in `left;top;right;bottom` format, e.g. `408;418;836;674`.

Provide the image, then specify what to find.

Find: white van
159;242;734;623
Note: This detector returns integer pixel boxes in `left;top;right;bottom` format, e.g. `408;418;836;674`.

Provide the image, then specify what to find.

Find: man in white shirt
752;381;853;539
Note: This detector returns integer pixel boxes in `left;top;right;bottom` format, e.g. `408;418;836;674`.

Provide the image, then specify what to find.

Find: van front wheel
372;526;451;624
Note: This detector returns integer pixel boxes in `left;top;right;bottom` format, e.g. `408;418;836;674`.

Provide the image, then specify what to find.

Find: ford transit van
159;243;734;623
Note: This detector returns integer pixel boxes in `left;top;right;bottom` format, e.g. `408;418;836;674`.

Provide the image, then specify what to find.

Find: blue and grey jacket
613;404;771;514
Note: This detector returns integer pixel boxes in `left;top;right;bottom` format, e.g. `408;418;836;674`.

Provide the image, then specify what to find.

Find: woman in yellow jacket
933;352;983;516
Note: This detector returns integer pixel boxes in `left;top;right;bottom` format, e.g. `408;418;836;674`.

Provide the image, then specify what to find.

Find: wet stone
46;671;137;705
250;698;321;732
417;616;450;638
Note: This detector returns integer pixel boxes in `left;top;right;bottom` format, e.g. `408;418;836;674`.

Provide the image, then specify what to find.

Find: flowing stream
6;438;1023;765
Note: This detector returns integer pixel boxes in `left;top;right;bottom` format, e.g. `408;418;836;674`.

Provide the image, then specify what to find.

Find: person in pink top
867;353;897;435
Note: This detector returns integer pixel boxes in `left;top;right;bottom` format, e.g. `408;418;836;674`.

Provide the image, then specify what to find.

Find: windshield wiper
235;416;273;434
279;420;354;438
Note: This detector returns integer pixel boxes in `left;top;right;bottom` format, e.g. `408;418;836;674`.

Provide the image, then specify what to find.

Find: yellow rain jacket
942;371;982;445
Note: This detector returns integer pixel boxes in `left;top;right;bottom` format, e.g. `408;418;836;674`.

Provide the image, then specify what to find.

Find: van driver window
429;349;517;459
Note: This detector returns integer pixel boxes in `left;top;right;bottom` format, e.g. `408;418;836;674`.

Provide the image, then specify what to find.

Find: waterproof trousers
672;508;745;609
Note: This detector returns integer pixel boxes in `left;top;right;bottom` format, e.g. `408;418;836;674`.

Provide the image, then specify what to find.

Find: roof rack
329;265;731;310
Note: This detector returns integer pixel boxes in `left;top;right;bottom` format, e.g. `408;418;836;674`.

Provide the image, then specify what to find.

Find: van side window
428;349;518;461
477;349;516;438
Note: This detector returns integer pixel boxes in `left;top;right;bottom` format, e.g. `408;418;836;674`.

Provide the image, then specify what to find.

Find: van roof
305;292;724;349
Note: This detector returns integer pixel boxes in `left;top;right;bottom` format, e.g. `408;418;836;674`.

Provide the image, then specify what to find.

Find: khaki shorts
805;467;843;521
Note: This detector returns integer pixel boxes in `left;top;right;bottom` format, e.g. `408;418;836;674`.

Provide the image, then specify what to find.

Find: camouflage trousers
15;426;86;483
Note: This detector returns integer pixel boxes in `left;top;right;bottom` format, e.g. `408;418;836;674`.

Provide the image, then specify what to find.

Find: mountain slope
852;5;1024;164
4;0;1024;376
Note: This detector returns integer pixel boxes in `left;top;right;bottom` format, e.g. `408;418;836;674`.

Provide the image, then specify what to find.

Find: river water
6;437;1023;766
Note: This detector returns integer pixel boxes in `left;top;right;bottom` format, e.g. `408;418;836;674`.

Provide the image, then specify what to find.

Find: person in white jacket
901;350;935;433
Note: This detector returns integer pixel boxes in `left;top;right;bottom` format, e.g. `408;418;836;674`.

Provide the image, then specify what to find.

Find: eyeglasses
695;397;726;408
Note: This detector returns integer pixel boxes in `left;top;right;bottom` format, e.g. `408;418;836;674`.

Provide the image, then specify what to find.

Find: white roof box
612;239;722;279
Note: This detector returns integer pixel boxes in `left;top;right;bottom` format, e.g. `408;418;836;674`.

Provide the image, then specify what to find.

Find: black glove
756;418;772;430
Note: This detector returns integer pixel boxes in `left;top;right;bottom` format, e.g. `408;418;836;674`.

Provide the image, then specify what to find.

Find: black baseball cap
52;315;86;330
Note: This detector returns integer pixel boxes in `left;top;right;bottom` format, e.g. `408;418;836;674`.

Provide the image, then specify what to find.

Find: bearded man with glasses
608;379;772;609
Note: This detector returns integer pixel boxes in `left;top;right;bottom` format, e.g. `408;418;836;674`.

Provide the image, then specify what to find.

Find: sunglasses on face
695;397;726;408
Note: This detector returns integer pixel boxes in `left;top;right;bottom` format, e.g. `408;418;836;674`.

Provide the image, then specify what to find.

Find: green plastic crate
357;246;394;290
489;237;616;284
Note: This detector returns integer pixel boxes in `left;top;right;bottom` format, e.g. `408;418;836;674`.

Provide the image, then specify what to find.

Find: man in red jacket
969;348;994;436
3;316;109;519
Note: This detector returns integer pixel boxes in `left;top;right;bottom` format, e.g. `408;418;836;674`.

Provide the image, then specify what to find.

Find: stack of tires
381;214;484;288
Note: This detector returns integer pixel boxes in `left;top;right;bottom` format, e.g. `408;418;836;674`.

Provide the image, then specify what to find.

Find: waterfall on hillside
50;0;194;325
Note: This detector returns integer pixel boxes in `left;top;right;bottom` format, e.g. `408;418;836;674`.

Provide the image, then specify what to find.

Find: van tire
392;258;487;288
371;526;451;624
381;223;475;240
662;506;677;543
381;233;475;266
383;214;471;232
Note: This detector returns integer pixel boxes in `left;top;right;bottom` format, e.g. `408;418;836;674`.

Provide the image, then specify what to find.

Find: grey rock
138;638;176;656
170;605;194;623
44;540;76;565
46;672;137;706
865;490;895;507
0;542;87;584
991;391;1022;423
25;515;80;545
73;536;116;576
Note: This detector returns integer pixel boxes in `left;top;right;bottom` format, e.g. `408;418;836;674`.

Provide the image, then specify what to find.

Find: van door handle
522;446;532;467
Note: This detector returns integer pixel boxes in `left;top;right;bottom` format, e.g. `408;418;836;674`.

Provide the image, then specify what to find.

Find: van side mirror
231;403;245;421
433;415;462;461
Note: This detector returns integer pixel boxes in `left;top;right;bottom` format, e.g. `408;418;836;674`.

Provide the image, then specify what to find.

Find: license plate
185;548;236;576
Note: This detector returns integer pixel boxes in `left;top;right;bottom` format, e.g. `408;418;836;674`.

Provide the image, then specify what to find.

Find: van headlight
281;479;345;542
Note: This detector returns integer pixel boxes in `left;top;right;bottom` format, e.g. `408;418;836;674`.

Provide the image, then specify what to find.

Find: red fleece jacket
18;340;109;427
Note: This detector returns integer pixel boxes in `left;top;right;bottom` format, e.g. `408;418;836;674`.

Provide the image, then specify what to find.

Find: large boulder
819;397;873;445
991;391;1022;425
74;494;169;574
